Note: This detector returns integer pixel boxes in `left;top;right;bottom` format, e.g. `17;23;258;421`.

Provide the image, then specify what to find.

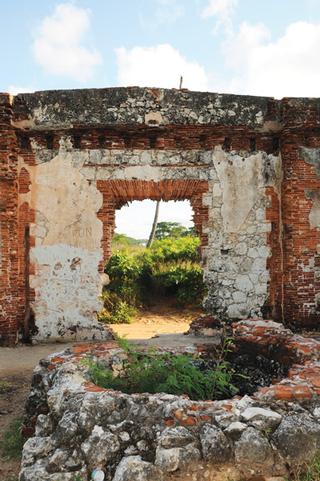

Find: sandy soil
112;304;201;341
0;306;201;480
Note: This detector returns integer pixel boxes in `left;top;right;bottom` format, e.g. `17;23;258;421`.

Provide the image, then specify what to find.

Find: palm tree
147;200;160;248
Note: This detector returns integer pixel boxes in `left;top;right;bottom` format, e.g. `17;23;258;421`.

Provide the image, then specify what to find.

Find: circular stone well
20;320;320;481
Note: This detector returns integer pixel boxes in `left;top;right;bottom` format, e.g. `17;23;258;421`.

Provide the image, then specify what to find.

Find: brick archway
97;179;209;270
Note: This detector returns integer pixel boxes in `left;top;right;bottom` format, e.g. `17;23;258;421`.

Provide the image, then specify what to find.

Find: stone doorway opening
96;179;209;341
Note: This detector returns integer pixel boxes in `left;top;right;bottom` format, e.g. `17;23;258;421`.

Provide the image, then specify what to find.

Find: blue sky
2;0;320;237
2;0;320;97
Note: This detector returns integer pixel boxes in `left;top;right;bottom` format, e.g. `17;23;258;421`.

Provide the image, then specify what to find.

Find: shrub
105;252;142;304
141;236;201;264
98;291;136;324
151;261;206;306
99;236;205;323
138;237;204;306
106;251;141;285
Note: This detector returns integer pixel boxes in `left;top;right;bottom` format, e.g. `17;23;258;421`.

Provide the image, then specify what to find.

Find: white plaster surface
20;149;106;341
30;245;104;340
309;195;320;229
24;142;281;339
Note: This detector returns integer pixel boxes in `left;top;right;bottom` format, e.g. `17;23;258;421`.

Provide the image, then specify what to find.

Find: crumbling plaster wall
18;140;106;341
1;87;320;343
22;136;280;339
204;148;280;319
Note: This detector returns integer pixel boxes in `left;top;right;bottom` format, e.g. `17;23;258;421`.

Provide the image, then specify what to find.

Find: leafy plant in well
86;344;238;401
72;475;84;481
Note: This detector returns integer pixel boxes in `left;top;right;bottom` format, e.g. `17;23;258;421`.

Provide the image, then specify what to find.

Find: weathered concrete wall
13;87;277;129
204;148;280;319
18;142;107;341
22;140;279;337
0;87;319;343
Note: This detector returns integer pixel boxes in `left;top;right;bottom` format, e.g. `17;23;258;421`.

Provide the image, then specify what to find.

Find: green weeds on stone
86;340;238;401
293;454;320;481
72;475;84;481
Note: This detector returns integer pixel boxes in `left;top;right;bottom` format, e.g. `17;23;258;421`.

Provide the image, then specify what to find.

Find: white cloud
115;43;209;91
225;21;320;98
201;0;238;33
7;85;34;95
33;3;102;82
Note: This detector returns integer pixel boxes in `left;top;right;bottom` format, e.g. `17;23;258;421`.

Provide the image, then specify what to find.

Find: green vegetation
86;342;238;401
112;233;146;251
98;292;136;324
293;455;320;481
0;380;12;393
98;230;206;324
154;221;195;240
142;236;200;263
149;259;204;306
0;417;24;460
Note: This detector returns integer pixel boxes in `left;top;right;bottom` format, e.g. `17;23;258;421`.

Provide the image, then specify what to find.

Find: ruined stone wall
20;320;320;481
0;88;319;343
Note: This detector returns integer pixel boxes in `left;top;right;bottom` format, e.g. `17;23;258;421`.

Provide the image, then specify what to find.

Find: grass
293;455;320;481
0;417;24;460
0;380;13;393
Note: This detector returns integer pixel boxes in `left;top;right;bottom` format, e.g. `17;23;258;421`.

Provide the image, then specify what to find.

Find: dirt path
112;304;201;340
0;342;75;481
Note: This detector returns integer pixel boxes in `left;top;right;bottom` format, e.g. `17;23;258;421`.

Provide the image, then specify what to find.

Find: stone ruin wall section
0;87;319;343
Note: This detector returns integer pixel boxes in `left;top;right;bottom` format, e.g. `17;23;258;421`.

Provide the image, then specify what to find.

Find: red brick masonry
0;88;320;343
